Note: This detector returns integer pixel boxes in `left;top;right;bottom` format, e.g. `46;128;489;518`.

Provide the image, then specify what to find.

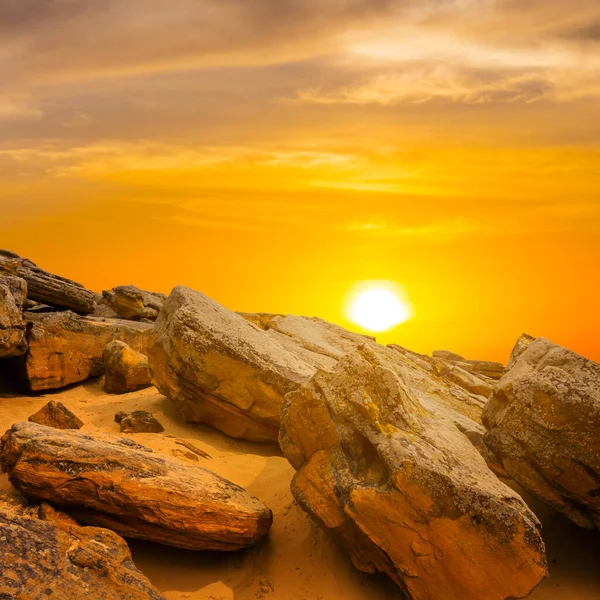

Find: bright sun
346;281;413;333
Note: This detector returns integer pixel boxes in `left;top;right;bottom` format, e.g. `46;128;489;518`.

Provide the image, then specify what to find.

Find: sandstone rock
29;400;84;429
20;311;153;391
0;421;273;550
104;340;152;394
149;287;319;442
0;249;97;314
483;338;600;530
506;332;537;370
432;359;494;398
0;503;166;599
0;276;27;358
279;345;547;600
432;349;465;362
103;285;166;321
115;410;164;433
433;348;505;380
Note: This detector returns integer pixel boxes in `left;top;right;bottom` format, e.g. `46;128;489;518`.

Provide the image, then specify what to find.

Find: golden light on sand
346;281;413;332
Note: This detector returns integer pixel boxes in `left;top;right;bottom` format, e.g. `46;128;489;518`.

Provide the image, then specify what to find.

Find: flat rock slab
0;422;273;551
21;311;153;391
29;400;84;429
280;345;547;600
0;503;166;600
483;337;600;530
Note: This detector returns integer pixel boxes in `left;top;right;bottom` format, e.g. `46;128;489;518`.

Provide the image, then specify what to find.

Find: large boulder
483;338;600;530
20;311;153;391
0;421;273;550
103;285;166;321
148;287;320;442
0;249;97;314
0;276;27;358
104;340;152;394
0;502;166;600
279;345;547;600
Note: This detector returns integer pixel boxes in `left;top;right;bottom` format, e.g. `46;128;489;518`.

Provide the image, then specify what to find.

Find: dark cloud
557;19;600;42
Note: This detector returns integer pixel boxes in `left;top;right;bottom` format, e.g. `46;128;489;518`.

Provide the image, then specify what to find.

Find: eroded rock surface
0;276;27;358
28;400;84;429
0;249;97;314
0;422;273;550
433;349;505;380
21;311;153;391
506;332;537;370
0;501;166;600
483;337;600;530
103;285;166;321
115;410;164;433
280;345;547;600
104;340;152;394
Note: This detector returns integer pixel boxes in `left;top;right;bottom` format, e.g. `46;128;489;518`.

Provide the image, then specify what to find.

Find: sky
1;0;599;362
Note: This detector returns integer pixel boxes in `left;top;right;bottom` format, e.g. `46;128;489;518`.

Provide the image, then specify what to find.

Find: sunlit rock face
0;276;28;358
483;337;600;530
103;340;152;394
279;345;548;600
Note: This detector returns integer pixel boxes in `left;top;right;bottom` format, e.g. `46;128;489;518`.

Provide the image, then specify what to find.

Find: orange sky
1;0;599;362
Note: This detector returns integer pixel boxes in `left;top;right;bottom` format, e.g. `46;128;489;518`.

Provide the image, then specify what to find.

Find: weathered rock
0;421;273;550
0;276;28;358
29;400;84;429
148;287;320;442
20;311;153;391
433;359;494;398
0;502;166;600
432;349;465;362
280;345;547;600
483;338;600;530
0;249;97;314
103;285;166;321
115;410;164;433
104;340;152;394
506;332;537;370
433;349;505;380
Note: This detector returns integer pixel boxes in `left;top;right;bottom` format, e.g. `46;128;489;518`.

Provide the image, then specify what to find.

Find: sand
1;380;599;600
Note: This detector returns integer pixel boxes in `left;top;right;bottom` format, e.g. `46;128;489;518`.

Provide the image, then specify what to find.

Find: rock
433;359;494;398
432;349;465;362
20;311;153;391
506;332;537;370
279;345;547;600
103;285;166;321
0;249;97;314
433;348;504;380
0;276;27;358
0;421;273;550
0;502;166;599
104;340;152;394
28;400;84;429
115;410;164;433
483;338;600;530
148;287;319;442
92;298;122;319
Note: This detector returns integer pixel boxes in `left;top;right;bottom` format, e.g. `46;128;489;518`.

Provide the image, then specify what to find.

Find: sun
346;281;413;333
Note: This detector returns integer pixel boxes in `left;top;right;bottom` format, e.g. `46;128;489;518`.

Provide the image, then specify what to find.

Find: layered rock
483;338;600;530
29;400;84;429
104;340;152;394
433;349;504;380
0;249;97;314
0;276;27;358
148;287;319;441
21;311;153;391
280;345;547;600
0;422;273;550
103;285;166;321
506;332;536;370
0;502;166;600
115;410;164;433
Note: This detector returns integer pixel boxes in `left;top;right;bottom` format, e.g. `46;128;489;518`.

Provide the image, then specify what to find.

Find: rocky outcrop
149;287;320;442
0;422;273;550
21;311;153;391
0;249;97;314
0;276;28;358
506;332;536;370
432;358;494;398
29;400;84;429
0;502;166;600
433;349;504;380
483;338;600;530
280;345;547;600
115;410;164;433
104;340;152;394
103;285;166;321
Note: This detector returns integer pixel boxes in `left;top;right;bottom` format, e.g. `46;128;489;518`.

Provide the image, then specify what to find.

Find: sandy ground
1;380;599;600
